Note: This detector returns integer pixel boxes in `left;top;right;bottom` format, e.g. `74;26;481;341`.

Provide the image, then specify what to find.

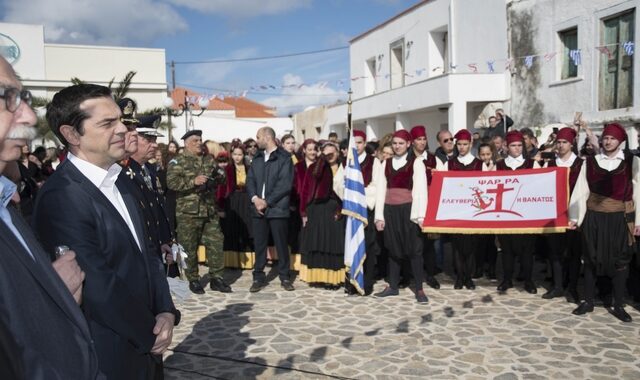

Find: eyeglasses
442;138;453;143
0;87;32;113
247;144;257;149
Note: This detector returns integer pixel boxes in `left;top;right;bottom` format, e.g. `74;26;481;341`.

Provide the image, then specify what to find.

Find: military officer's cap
117;98;140;125
181;130;202;140
137;114;164;137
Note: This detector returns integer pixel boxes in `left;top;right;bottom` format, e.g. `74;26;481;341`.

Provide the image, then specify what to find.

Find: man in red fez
569;123;639;322
495;129;541;294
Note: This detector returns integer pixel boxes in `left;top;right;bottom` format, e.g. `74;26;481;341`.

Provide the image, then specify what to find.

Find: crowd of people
1;50;639;379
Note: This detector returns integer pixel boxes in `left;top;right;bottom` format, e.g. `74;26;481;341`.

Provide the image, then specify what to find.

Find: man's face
136;135;158;162
255;131;268;150
492;137;503;152
479;146;493;163
304;143;317;161
0;60;37;157
185;135;202;155
438;132;454;154
507;141;523;158
602;135;621;154
392;137;409;156
489;116;497;128
413;136;427;154
555;139;572;156
282;137;295;153
328;135;338;143
456;140;471;156
354;136;365;155
66;97;128;168
124;129;138;155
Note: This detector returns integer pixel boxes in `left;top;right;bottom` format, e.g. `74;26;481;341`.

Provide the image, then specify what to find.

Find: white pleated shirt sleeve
410;159;428;224
633;156;640;225
333;164;345;200
366;159;380;210
568;164;588;226
374;160;388;222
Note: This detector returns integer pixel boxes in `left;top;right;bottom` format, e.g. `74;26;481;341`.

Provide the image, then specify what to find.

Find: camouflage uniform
166;150;225;281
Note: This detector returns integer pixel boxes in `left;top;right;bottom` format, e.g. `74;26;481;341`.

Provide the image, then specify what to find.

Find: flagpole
347;88;353;136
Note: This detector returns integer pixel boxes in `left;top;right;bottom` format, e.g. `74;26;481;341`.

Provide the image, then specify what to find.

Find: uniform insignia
156;177;164;194
169;159;178;165
123;100;134;116
126;167;135;179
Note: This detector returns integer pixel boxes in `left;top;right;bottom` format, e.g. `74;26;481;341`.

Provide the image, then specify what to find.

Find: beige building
291;106;329;142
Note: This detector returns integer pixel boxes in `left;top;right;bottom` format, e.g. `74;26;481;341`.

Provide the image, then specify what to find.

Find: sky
1;0;421;115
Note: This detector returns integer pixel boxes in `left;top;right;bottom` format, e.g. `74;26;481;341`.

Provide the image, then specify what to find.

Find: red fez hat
353;130;366;140
454;129;472;141
505;130;524;145
602;123;626;142
410;125;426;140
393;129;412;142
556;127;577;143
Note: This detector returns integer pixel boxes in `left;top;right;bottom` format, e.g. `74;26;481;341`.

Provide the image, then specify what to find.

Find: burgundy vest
385;156;415;190
585;154;633;201
423;154;437;186
448;157;483;171
360;154;375;187
496;158;535;171
547;157;583;194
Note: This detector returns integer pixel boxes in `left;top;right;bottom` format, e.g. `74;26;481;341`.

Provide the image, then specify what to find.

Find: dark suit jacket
247;146;294;218
33;159;177;379
0;205;102;379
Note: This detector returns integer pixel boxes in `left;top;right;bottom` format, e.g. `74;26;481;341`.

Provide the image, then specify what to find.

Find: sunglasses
0;87;32;113
247;144;257;148
442;138;453;143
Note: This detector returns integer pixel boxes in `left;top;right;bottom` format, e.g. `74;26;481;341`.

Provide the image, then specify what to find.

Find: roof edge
349;0;433;44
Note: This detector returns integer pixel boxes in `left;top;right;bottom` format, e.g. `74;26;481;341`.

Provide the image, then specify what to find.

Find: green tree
69;71;136;102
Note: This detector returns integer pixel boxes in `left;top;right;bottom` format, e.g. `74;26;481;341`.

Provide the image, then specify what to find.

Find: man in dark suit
0;57;103;378
33;84;179;379
247;126;295;292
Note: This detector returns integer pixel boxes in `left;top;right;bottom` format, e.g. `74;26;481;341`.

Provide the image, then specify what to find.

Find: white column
447;102;467;134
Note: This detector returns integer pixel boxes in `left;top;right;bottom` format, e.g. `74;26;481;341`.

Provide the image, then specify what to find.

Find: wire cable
170;46;348;65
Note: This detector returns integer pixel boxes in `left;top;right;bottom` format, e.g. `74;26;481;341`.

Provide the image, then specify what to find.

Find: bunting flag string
175;41;634;98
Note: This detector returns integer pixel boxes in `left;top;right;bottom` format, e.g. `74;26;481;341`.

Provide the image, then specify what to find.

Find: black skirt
301;198;345;271
383;203;423;260
581;210;633;276
222;191;253;252
288;209;303;254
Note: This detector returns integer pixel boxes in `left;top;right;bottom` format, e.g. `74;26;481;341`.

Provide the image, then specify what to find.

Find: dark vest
547;157;583;193
496;158;535;171
586;154;633;201
360;154;375;187
385;156;415;190
448;157;483;171
423;154;437;186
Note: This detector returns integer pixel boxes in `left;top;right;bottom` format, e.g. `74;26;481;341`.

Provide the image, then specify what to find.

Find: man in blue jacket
247;126;295;292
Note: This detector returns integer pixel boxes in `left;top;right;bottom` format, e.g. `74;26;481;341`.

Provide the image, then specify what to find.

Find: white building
0;22;167;111
166;87;293;143
508;0;639;144
323;0;510;144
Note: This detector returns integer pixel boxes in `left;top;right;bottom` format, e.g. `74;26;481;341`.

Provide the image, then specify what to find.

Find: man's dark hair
520;127;535;139
280;134;295;144
339;138;349;150
488;116;497;121
328;132;338;138
366;141;378;155
46;84;112;147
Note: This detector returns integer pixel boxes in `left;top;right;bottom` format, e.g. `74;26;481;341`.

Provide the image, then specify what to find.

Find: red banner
422;167;569;234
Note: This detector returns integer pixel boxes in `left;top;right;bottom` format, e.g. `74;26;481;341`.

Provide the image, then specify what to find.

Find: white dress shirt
67;153;141;251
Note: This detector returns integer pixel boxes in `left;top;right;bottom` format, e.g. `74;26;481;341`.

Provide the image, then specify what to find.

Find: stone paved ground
164;265;640;379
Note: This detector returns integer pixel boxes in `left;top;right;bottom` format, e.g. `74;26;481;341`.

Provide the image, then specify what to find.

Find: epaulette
169;159;178;165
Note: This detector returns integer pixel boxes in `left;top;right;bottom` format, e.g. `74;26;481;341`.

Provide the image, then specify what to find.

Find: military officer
166;130;230;294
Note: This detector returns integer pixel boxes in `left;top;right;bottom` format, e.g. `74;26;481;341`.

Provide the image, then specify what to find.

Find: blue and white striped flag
623;41;635;56
569;49;581;66
342;130;368;295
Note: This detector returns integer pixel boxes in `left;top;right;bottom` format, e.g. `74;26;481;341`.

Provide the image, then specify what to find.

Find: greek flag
342;130;368;295
569;49;581;66
623;41;635;56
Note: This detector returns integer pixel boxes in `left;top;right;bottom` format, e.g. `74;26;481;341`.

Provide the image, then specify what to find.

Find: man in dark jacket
247;126;295;292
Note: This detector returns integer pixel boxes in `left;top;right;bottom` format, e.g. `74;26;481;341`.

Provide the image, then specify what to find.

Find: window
390;39;405;89
559;27;578;79
429;27;448;76
364;57;377;96
599;9;635;110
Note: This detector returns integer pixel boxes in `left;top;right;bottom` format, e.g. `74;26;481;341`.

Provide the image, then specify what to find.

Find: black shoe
497;280;513;292
249;280;267;293
465;279;476;290
572;301;594;315
210;277;232;293
426;276;440;290
415;289;429;303
454;278;464;290
524;281;537;294
612;306;632;323
281;280;295;291
374;286;399;298
542;288;564;299
189;280;205;295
